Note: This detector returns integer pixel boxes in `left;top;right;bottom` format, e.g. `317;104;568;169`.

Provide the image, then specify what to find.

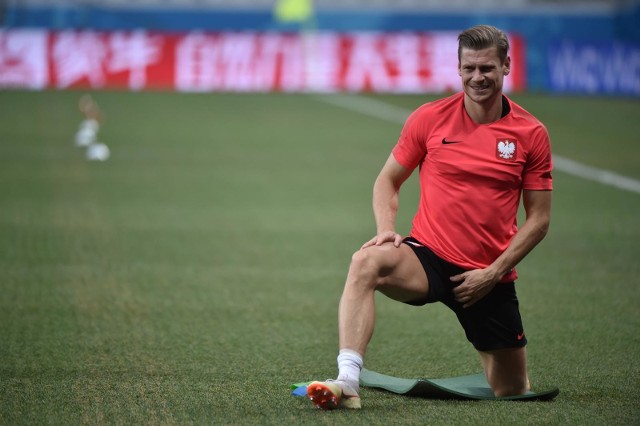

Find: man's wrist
376;228;397;235
485;264;506;283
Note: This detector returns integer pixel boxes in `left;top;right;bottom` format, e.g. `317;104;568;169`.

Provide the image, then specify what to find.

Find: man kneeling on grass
307;24;553;409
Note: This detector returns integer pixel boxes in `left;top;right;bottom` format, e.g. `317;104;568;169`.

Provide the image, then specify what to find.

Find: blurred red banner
0;29;526;92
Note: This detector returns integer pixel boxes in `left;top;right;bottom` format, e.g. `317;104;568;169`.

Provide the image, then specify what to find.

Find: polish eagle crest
496;139;517;160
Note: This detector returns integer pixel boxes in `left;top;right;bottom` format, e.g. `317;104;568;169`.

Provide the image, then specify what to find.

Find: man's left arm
451;190;552;308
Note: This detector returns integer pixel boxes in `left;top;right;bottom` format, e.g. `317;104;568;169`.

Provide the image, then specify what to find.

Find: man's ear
504;55;511;75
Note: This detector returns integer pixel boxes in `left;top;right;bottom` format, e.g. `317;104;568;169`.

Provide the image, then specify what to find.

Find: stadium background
2;0;640;95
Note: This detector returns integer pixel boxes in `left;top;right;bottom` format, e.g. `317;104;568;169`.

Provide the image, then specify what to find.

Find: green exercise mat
360;368;559;401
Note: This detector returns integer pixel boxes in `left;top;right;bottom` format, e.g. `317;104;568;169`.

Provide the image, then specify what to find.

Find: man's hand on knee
361;232;404;250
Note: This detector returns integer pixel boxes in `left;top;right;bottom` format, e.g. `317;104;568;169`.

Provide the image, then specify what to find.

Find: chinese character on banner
342;33;393;92
176;32;274;92
108;31;162;90
429;33;462;93
175;32;219;92
302;33;340;92
0;29;48;89
52;31;107;88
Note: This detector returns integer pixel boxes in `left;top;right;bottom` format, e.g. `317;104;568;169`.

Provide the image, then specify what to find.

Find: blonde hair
458;25;510;65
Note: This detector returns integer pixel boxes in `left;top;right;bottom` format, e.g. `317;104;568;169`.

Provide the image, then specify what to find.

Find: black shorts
403;237;527;352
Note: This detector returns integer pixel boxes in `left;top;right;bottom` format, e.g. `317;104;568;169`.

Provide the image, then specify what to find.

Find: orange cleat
306;380;361;410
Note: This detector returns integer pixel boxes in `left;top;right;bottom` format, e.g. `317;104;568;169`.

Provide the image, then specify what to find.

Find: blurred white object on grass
86;142;110;161
75;118;100;147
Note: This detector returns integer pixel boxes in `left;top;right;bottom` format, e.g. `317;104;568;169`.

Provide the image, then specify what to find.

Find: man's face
458;47;510;105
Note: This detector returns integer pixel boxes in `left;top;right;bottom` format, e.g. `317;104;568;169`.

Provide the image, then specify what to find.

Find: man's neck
464;94;504;124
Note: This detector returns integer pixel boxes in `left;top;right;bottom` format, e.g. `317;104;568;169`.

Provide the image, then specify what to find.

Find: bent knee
349;245;396;284
481;347;529;398
492;379;529;397
349;248;382;278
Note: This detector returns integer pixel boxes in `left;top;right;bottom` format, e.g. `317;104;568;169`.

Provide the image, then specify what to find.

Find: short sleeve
523;125;553;190
392;107;427;171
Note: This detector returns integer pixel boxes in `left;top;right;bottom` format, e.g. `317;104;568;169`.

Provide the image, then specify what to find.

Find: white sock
337;349;363;391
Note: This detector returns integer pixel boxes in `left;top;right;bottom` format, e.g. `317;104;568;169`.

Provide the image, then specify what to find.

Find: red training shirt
392;92;553;282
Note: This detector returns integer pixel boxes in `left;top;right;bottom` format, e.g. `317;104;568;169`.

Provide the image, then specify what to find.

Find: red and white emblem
496;138;517;161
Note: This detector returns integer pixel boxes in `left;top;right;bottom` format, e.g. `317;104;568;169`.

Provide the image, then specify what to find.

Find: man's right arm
361;154;414;249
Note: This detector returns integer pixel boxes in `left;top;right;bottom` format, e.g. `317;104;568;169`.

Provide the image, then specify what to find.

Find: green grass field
1;90;639;425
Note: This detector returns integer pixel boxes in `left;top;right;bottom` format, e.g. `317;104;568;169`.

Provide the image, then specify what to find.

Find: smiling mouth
470;85;491;95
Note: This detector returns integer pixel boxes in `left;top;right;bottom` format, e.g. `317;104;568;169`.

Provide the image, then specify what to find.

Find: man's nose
472;69;484;81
